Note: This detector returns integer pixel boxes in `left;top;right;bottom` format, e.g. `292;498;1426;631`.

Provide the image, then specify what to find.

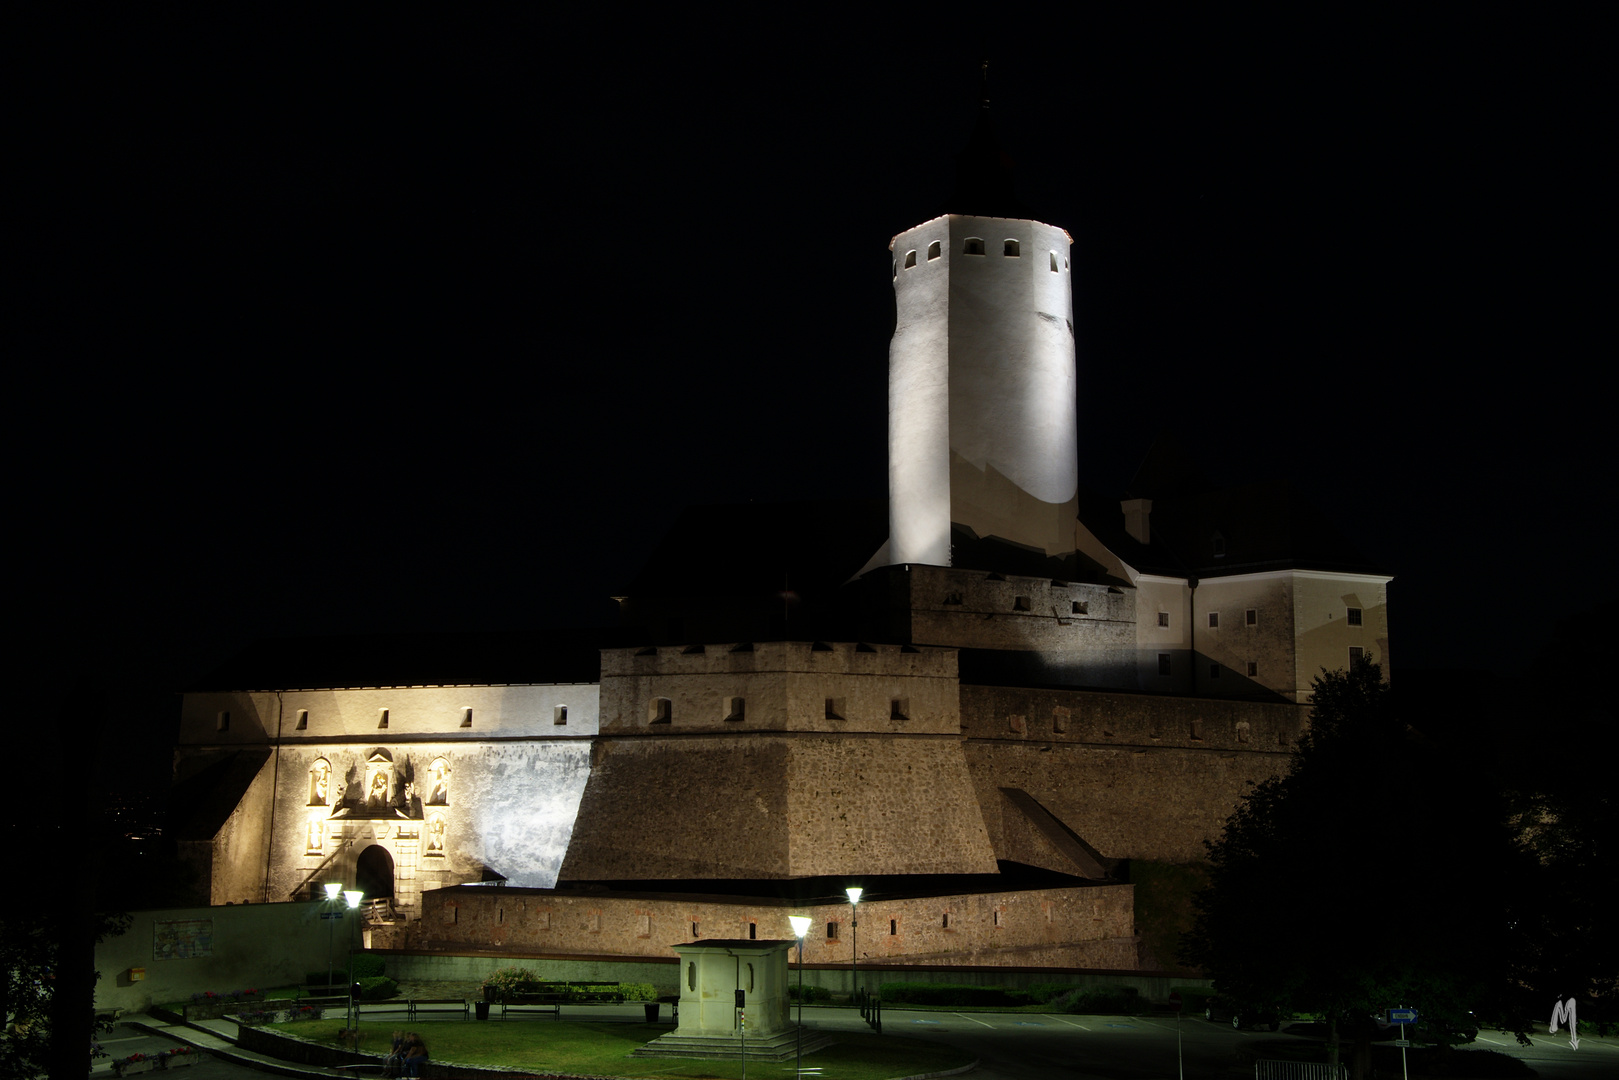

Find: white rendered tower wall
888;214;1078;566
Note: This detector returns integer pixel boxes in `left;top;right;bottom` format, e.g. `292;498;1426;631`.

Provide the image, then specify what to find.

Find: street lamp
321;883;344;996
788;915;811;1078
343;889;363;1032
844;887;862;1007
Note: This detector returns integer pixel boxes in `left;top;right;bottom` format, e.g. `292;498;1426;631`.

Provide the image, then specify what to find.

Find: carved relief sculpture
309;759;330;806
427;758;450;805
426;814;446;854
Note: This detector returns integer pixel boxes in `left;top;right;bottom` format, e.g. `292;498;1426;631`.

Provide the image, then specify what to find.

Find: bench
409;999;469;1021
499;991;625;1020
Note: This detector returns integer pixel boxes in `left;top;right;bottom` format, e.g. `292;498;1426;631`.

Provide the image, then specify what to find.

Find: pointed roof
933;61;1035;222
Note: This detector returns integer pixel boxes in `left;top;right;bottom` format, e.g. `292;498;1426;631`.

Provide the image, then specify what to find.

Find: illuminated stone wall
414;880;1136;970
559;643;999;881
961;684;1306;864
176;684;598;912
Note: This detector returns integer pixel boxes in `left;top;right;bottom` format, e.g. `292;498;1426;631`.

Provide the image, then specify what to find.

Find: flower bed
182;989;263;1021
233;1003;324;1026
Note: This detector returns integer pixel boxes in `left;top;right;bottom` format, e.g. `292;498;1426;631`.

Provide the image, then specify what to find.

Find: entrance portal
355;844;395;901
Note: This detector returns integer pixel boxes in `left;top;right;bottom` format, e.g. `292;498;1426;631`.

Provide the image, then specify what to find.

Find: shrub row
302;954;386;986
877;982;1141;1012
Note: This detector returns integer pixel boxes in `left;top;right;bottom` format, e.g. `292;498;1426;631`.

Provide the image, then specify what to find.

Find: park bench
499;987;627;1020
408;999;469;1020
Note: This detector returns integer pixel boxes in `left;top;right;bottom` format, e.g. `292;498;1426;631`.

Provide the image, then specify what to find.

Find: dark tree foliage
1183;662;1522;1078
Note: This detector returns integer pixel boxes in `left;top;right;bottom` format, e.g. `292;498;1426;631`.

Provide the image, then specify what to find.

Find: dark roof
189;628;621;691
1078;437;1389;579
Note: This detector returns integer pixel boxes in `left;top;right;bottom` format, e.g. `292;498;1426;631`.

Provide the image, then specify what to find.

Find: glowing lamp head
788;915;812;939
344;890;364;909
845;887;863;906
323;883;342;901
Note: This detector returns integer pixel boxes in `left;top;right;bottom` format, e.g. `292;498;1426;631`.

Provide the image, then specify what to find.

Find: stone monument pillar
636;939;830;1061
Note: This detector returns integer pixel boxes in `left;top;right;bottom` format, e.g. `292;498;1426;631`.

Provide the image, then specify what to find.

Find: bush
356;976;398;1001
617;983;658;1002
788;985;835;1004
483;967;544;1002
349;954;386;980
1061;986;1141;1014
878;982;1026;1007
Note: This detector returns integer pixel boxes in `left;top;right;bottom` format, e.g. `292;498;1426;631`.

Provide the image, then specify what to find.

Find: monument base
634;1026;837;1061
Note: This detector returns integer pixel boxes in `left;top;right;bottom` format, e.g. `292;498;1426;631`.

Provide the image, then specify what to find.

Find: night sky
20;11;1608;774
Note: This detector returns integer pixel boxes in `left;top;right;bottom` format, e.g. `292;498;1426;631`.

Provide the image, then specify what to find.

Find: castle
173;90;1388;972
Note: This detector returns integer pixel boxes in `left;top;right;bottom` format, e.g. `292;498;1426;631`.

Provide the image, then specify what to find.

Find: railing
1256;1061;1347;1080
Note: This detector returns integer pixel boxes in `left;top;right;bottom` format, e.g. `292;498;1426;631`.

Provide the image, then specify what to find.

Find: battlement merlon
597;641;960;736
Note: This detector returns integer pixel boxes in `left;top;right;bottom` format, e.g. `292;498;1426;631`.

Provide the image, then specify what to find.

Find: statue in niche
427;759;450;806
367;770;389;808
426;814;446;854
308;760;330;806
306;818;323;852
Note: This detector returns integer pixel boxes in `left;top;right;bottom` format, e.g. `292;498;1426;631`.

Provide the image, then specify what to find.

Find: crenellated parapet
597;641;959;736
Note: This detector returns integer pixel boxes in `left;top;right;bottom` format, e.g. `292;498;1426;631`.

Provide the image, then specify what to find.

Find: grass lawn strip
267;1018;971;1079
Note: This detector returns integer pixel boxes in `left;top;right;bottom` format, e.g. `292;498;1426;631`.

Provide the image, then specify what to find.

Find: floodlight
845;887;863;905
344;889;363;909
323;882;342;901
788;915;812;938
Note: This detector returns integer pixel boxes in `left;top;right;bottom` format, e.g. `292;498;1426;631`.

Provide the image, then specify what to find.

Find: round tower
887;88;1078;567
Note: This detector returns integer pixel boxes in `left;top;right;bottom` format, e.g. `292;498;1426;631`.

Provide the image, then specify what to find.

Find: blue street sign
1387;1008;1418;1025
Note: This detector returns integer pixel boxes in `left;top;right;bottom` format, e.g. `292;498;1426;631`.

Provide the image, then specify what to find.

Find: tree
1182;661;1522;1080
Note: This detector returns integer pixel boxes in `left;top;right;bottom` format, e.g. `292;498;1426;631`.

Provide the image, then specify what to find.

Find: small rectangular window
1013;596;1031;611
691;921;699;937
827;922;838;940
295;710;308;730
890;698;908;720
964;238;985;255
378;709;389;729
889;919;897;935
1157;612;1169;628
1246;609;1257;626
825;697;844;720
461;708;473;728
749;922;757;939
927;240;941;261
1246;661;1258;677
725;697;746;722
554;705;568;725
942;912;951;928
1349;646;1365;666
1347;607;1363;626
1158;654;1172;676
1208;612;1219;629
1072;601;1088;614
216;711;230;732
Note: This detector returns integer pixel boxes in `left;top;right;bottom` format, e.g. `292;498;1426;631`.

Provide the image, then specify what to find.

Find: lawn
268;1018;973;1079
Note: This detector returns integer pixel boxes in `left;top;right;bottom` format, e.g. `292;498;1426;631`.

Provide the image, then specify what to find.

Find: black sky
20;10;1609;720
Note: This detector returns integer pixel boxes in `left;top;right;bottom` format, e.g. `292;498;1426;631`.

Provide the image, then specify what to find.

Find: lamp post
788;915;811;1079
844;887;862;1007
321;883;343;994
343;889;363;1032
